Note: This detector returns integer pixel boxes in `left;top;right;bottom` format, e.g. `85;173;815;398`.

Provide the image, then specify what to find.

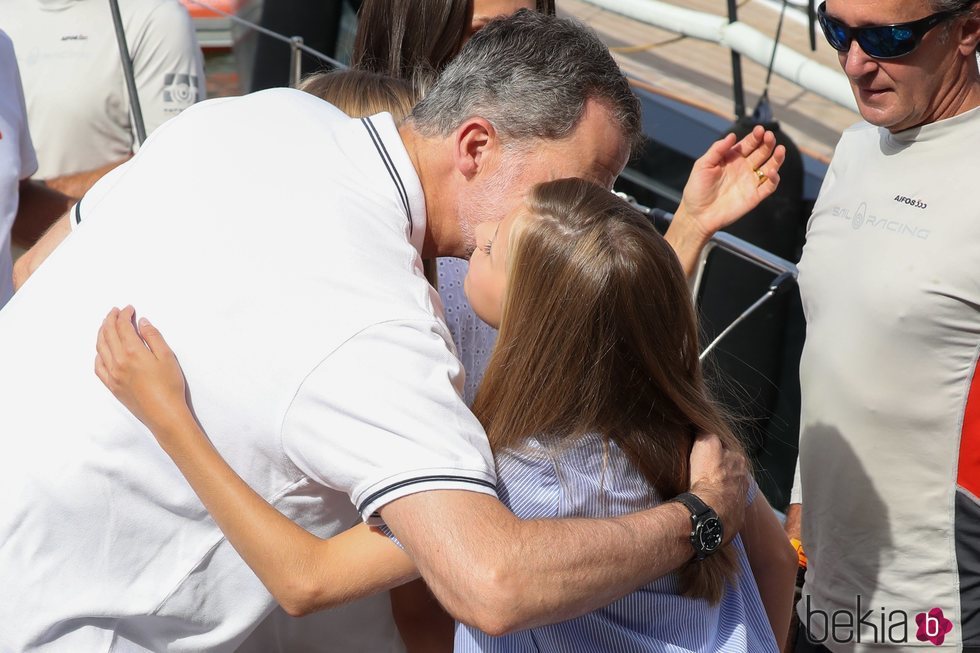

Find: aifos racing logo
163;73;200;107
894;194;928;210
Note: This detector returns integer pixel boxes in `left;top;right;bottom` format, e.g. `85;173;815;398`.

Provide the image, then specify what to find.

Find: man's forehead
827;0;935;23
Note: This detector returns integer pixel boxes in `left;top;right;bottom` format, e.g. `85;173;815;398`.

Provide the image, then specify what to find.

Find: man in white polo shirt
0;13;779;651
0;0;204;200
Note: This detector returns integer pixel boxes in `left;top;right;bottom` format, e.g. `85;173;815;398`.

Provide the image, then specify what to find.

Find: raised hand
664;126;787;276
681;126;786;235
94;306;190;437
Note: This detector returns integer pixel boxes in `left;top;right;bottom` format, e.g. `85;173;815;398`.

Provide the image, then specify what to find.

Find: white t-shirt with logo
796;107;980;651
0;30;38;307
0;0;205;180
0;89;495;651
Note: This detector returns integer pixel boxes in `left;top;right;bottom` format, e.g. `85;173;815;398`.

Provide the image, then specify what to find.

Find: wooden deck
559;0;861;162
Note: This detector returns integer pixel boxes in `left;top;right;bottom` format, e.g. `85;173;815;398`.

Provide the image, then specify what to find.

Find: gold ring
754;168;767;183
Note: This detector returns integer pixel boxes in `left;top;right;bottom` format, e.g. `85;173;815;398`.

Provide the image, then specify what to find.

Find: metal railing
619;193;799;361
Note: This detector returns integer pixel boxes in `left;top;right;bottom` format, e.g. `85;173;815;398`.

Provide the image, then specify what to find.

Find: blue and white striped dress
454;433;778;653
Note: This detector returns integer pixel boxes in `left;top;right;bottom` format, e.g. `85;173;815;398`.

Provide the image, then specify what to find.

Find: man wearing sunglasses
788;1;980;652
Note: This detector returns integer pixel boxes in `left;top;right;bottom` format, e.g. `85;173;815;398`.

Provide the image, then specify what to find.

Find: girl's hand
94;306;191;436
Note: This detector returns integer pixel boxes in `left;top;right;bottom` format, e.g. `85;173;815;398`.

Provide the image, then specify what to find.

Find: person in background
94;178;799;653
785;1;980;651
0;0;205;202
298;69;419;120
0;30;71;308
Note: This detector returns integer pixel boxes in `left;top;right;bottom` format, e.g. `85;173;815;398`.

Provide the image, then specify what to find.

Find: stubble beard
456;152;527;259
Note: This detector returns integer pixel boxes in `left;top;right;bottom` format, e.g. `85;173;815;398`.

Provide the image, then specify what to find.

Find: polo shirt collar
360;113;427;257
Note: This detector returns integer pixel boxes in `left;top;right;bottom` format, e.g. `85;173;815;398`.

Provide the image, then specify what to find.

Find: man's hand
688;432;750;541
665;126;787;277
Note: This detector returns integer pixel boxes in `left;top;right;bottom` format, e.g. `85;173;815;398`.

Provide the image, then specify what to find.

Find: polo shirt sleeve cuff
356;467;498;526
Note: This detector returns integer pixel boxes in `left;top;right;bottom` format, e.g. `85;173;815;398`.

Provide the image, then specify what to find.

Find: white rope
582;0;858;112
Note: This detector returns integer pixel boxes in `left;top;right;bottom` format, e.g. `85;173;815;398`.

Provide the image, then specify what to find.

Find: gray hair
930;0;976;11
930;0;979;47
410;10;642;155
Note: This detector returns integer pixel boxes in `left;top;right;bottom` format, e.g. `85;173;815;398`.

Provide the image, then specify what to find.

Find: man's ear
957;6;980;55
452;118;498;181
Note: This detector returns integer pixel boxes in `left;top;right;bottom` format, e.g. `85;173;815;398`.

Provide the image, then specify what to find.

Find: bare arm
42;157;130;200
12;212;71;291
11;180;73;249
380;434;748;636
95;308;749;635
741;492;799;651
94;307;418;617
784;503;802;541
665;126;786;277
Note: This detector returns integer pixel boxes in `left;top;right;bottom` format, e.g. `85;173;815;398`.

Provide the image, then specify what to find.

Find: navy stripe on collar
361;117;413;236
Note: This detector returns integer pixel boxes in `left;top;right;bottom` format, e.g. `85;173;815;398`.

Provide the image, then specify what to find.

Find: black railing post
727;0;747;119
108;0;147;145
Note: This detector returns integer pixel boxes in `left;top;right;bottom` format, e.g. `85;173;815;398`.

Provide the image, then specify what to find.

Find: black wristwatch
672;492;724;560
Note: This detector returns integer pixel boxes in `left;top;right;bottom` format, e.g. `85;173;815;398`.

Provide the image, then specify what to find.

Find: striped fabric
454;433;777;653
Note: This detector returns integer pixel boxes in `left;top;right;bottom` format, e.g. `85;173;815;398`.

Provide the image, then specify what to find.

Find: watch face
696;517;724;552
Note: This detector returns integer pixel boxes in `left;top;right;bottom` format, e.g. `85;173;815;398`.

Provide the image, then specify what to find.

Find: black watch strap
673;492;712;519
671;492;724;560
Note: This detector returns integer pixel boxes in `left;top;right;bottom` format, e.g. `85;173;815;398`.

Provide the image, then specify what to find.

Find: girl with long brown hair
94;178;796;652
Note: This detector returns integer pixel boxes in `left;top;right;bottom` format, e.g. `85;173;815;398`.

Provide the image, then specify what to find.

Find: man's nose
841;38;877;79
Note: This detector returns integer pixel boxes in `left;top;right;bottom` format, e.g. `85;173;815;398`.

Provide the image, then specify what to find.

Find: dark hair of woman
351;0;472;83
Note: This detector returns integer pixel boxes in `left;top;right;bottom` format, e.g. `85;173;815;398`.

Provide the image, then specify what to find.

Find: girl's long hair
472;178;744;603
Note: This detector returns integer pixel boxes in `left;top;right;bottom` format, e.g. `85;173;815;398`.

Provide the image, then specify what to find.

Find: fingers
95;306;148;382
699;133;738;168
95;353;109;387
739;127;777;172
689;432;724;483
755;145;787;194
113;305;147;357
758;144;787;179
137;317;174;361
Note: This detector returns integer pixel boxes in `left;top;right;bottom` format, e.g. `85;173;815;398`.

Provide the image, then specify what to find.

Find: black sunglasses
817;1;974;59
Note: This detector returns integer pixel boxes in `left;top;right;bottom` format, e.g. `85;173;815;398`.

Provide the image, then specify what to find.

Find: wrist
664;205;711;262
151;407;200;448
670;491;724;560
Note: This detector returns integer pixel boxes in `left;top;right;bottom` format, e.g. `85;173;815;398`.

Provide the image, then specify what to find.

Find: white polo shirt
0;30;38;307
0;89;495;651
0;0;205;180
